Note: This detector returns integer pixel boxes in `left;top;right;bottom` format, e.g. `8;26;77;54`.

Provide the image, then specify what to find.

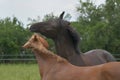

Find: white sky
0;0;105;26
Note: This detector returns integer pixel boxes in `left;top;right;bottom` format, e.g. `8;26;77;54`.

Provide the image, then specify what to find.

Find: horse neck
33;47;68;77
53;32;85;66
54;32;78;58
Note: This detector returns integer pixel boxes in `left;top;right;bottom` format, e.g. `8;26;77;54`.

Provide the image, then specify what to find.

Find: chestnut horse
29;11;116;66
23;34;120;80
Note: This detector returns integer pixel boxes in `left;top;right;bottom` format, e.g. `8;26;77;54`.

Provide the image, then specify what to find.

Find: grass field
0;64;41;80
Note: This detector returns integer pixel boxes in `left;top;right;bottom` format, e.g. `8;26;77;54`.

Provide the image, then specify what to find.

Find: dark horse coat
29;12;116;66
23;34;120;80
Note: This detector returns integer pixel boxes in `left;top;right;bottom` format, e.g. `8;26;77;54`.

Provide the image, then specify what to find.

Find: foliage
27;16;41;26
0;17;32;56
75;0;120;54
42;12;57;21
42;12;72;21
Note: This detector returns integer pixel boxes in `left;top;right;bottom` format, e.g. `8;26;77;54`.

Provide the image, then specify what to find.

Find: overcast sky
0;0;105;26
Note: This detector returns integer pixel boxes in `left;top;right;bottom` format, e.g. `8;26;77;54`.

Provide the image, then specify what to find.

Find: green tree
42;12;71;21
0;17;32;56
76;0;120;54
27;16;41;26
103;0;120;53
42;12;57;21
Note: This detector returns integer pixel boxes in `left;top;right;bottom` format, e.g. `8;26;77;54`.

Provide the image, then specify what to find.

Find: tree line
72;0;120;54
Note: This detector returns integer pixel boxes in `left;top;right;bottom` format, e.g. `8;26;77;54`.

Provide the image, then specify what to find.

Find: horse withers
23;33;120;80
29;11;116;66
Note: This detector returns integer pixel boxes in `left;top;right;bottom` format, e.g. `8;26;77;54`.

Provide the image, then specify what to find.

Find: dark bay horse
23;34;120;80
29;12;116;66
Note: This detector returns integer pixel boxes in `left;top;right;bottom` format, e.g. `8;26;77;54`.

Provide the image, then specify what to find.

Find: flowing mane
66;25;81;54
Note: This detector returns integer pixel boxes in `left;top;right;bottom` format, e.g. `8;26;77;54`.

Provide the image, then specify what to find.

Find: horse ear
33;34;38;41
59;11;65;19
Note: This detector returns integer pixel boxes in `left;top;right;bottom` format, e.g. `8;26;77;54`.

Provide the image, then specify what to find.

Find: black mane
66;25;81;54
58;16;81;54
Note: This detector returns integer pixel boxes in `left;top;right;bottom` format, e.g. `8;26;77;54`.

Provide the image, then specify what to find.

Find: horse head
30;11;70;38
30;11;81;54
23;33;49;49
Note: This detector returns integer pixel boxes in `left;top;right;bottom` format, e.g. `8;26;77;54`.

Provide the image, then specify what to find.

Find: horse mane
58;17;81;54
66;25;81;54
58;12;81;54
53;54;68;63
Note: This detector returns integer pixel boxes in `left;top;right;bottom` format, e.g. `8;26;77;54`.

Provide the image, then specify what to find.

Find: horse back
102;62;120;80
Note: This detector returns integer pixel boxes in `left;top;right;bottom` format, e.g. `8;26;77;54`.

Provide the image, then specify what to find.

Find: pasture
0;64;40;80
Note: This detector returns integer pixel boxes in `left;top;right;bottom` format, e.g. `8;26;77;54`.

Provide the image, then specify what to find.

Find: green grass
0;64;41;80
